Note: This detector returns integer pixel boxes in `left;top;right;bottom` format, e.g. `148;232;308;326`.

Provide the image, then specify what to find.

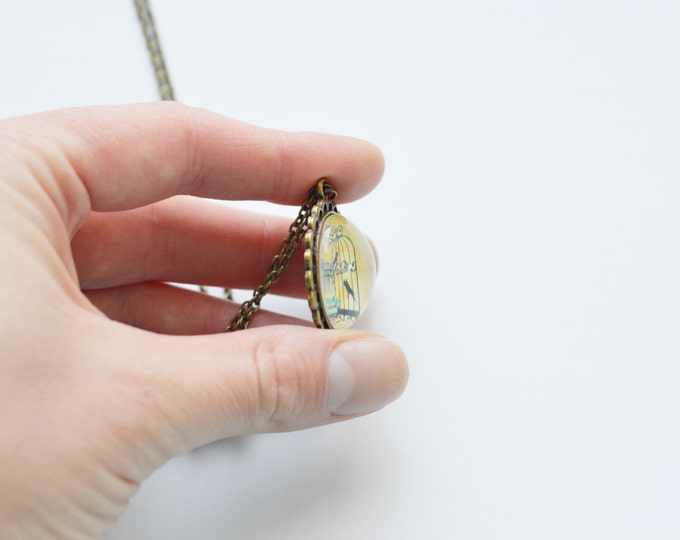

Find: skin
0;102;408;539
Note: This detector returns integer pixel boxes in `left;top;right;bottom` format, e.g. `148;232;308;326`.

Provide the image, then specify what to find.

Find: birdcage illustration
319;224;361;327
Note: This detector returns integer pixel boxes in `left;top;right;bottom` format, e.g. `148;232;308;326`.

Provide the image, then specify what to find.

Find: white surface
2;1;680;538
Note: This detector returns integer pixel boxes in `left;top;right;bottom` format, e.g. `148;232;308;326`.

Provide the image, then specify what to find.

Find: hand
0;103;408;539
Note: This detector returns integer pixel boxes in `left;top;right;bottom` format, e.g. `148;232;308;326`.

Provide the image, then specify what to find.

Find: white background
2;1;680;538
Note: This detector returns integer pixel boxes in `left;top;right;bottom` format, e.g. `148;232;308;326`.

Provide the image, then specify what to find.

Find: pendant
226;179;375;331
304;194;376;329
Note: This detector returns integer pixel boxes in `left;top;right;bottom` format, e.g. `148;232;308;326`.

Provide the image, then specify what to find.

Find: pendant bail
317;178;337;201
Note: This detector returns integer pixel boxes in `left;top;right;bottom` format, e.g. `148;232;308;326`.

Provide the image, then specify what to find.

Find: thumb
112;324;408;469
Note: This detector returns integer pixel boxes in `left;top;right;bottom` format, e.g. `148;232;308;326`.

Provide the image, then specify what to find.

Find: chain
225;179;337;332
133;0;175;101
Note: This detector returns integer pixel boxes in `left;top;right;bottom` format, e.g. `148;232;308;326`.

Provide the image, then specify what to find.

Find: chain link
133;0;175;101
225;179;337;331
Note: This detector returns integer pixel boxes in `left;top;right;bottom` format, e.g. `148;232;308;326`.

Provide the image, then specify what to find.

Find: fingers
13;102;384;228
84;281;314;335
104;322;408;463
72;197;308;294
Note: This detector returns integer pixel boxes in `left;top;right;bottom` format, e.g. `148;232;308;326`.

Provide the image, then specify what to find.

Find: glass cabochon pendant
226;179;375;331
304;186;376;329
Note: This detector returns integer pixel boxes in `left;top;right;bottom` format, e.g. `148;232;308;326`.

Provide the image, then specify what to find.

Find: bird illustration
343;279;356;301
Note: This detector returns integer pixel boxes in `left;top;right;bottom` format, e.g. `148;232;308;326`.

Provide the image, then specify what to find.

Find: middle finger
71;197;307;297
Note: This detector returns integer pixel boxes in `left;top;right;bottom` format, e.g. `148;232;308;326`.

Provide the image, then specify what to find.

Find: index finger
12;102;384;217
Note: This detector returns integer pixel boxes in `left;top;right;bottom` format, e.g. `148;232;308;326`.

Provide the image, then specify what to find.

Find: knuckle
250;336;318;429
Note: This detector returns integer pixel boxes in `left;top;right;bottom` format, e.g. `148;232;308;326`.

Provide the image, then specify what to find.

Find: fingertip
358;138;386;184
368;140;386;183
329;137;385;203
328;337;408;416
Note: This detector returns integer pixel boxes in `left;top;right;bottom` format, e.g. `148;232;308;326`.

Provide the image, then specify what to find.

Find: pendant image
305;200;376;329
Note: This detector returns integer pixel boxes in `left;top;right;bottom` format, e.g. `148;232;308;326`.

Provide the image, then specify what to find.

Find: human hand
0;103;408;539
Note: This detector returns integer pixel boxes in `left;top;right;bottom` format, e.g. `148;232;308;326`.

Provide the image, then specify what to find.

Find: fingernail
328;339;408;416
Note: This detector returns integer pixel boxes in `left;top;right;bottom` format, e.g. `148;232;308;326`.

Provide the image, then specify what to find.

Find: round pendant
304;201;376;329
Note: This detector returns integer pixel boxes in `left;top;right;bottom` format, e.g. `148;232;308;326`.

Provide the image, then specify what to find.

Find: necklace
133;1;376;331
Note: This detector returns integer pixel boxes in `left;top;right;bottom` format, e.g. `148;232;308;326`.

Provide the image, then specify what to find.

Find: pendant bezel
304;199;338;329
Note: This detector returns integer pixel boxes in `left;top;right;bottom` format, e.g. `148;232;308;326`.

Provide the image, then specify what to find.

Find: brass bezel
304;200;339;329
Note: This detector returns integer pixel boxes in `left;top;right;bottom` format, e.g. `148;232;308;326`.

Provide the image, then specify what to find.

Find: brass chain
133;0;175;101
225;179;337;332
